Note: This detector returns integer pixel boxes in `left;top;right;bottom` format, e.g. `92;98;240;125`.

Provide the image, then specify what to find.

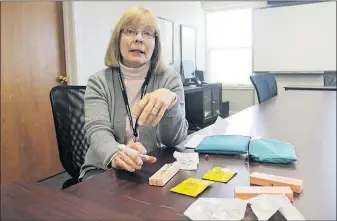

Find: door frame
62;1;78;85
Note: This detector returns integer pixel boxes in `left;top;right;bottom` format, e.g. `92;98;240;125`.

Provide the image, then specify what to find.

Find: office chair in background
323;71;336;86
49;85;89;189
195;70;204;82
250;73;278;104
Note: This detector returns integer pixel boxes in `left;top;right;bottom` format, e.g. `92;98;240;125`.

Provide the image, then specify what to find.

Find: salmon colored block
250;172;303;193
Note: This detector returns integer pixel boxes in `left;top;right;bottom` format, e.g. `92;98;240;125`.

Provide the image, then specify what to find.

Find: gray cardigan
79;67;188;179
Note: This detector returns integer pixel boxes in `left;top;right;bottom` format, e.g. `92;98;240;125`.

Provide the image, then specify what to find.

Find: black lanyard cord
116;67;152;141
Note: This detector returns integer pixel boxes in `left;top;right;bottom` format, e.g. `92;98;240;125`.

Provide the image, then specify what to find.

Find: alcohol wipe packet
170;177;213;197
202;167;237;183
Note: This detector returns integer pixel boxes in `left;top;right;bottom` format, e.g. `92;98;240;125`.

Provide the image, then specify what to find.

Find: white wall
203;1;263;115
222;86;256;116
202;1;333;115
202;1;267;11
221;73;325;116
253;1;336;72
65;1;205;85
64;1;332;116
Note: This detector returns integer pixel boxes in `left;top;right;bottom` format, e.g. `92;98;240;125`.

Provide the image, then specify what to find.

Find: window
206;8;252;85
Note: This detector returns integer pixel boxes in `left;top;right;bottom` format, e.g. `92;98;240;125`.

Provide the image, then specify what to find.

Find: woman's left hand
132;88;177;126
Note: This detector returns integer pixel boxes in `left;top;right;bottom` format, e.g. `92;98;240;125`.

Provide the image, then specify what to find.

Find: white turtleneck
119;62;150;144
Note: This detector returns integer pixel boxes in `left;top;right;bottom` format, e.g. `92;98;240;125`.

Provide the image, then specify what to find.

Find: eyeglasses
122;28;155;39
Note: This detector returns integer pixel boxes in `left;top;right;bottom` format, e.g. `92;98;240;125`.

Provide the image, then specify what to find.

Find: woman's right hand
111;142;156;172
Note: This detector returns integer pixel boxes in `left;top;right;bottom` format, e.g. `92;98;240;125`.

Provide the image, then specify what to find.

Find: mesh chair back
250;73;278;104
49;85;89;179
323;71;336;86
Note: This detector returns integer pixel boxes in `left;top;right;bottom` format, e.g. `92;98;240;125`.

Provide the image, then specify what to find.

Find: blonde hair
104;6;166;74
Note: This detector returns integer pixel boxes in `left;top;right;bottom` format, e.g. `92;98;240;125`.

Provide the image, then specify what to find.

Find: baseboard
36;170;67;183
229;111;239;116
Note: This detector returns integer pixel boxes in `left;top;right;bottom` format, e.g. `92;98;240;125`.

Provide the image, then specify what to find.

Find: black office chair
250;73;278;104
323;71;336;86
49;85;89;189
195;70;204;82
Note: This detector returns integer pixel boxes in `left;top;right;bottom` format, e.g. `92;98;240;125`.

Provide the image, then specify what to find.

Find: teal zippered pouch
248;138;297;164
194;135;251;155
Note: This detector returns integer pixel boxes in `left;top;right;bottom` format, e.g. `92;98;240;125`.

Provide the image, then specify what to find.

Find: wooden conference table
2;90;336;220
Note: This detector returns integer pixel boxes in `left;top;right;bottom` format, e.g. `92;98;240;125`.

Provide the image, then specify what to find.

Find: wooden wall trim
62;1;78;85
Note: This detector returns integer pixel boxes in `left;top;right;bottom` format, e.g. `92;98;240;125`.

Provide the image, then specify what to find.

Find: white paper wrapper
173;151;199;170
184;198;247;220
247;194;305;220
184;194;305;220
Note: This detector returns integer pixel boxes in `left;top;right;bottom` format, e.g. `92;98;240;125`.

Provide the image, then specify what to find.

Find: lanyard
116;67;151;142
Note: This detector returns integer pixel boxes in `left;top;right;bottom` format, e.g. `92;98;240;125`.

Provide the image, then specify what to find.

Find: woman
79;6;188;181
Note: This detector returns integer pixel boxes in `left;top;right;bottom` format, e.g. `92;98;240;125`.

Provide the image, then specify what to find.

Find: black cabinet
184;83;222;130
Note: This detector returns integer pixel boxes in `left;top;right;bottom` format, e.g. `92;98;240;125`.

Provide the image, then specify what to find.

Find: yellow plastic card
202;167;237;183
170;177;213;197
